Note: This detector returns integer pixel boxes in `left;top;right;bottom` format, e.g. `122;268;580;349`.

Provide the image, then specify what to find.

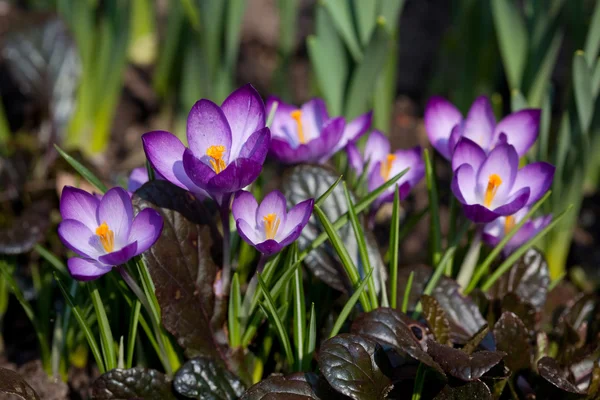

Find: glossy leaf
132;180;226;361
421;295;451;346
461;326;489;355
500;293;537;332
240;375;319;400
538;357;585;394
433;380;492;400
173;357;245;399
91;368;176;399
493;312;531;372
0;367;40;400
319;334;393;400
427;341;505;382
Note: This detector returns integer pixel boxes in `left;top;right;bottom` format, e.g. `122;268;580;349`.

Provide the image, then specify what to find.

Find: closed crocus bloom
142;84;270;204
451;138;554;223
425;95;540;160
483;207;552;254
232;190;314;256
58;186;163;281
266;96;371;164
347;131;424;206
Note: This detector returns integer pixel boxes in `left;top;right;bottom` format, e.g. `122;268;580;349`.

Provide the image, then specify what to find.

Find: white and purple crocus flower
232;190;314;256
58;186;163;281
451;138;554;223
346;130;425;206
425;95;540;160
483;207;552;254
266;97;371;164
142;84;270;204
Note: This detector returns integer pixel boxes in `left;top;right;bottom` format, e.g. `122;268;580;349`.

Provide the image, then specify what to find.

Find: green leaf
353;0;377;46
527;31;563;108
34;244;68;279
229;273;242;348
315;175;343;207
593;58;600;98
126;300;141;369
291;255;306;371
401;271;414;314
277;0;299;56
345;18;392;118
55;145;107;193
378;0;406;32
389;187;401;309
329;268;374;338
91;368;176;399
511;89;529;112
584;0;600;66
492;0;528;89
323;0;363;62
573;50;594;133
89;282;117;371
224;0;247;71
305;303;316;371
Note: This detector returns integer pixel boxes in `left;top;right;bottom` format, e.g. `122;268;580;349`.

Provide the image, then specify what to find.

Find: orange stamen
380;154;397;180
504;215;515;235
206;145;227;174
484;174;502;207
95;222;114;253
263;213;281;240
290;110;306;144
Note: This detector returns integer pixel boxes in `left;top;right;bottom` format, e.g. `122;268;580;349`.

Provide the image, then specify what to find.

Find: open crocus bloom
266;96;371;164
347;130;424;205
451;139;554;223
142;84;270;204
483;207;552;254
232;190;314;256
58;186;163;281
127;167;165;193
425;95;540;160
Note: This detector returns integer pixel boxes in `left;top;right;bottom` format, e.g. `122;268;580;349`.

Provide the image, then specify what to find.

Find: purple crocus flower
451;138;554;223
346;130;425;205
142;84;270;204
58;186;163;281
425;95;540;160
232;190;314;256
266;96;371;164
483;207;552;254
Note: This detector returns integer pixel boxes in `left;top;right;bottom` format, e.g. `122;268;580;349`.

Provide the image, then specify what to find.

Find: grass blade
55;145;107;193
34;244;69;279
126;300;141;368
389;185;401;308
329;269;374;338
401;271;414;314
228;273;242;348
304;302;316;371
89;282;116;370
316;175;343;207
291;255;305;371
492;0;528;89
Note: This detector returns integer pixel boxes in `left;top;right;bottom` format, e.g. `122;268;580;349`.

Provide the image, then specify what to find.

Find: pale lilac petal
127;167;149;192
232;191;259;225
462;204;501;223
186;99;232;163
238;127;271;164
451;164;477;204
476;144;519;206
335;111;372;152
98;242;138;266
511;162;555;206
222;84;266;158
142;131;208;196
492;109;540;156
315;117;346;163
493;187;530;216
128;208;163;254
451;137;486;172
424;96;463;160
60;186;100;231
98;187;133;247
282;199;314;237
257;191;288;228
364;130;391;175
390;147;424;187
236;219;262;246
266;96;299;143
448;122;465;156
462;96;496;150
68;257;112;281
277;225;303;249
58;219;102;259
301;99;329;142
346;143;364;176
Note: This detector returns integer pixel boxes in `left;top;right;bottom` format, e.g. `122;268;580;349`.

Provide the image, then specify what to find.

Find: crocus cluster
347;130;424;207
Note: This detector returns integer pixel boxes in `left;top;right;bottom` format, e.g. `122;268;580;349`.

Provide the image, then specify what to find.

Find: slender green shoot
329;269;374;338
54;145;108;193
401;271;414;314
389;186;401;308
228;273;242;348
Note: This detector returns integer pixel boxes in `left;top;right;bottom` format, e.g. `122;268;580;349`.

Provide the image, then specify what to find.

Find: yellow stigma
290;110;306;144
95;222;114;253
380;154;397;180
206;145;227;174
504;215;515;235
484;174;502;207
263;213;281;240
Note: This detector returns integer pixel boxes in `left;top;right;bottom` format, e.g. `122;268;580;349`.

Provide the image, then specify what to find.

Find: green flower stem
220;194;233;302
456;227;482;290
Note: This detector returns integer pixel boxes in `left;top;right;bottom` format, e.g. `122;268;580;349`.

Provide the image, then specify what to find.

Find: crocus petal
98;187;133;247
335;111;372;152
448;122;465;156
300;98;329;142
313;117;346;163
128;167;149;192
482;231;501;248
182;148;217;188
451;137;486;172
232;191;259;225
492;187;530;216
98;242;139;266
277;225;304;248
462;96;495;150
511;162;555;206
60;186;100;231
346;143;364;176
257;191;288;229
142;131;208;197
462;203;501;223
364;130;391;175
67;257;112;281
187;99;232;163
266;96;299;143
58;219;102;258
492;109;540;156
451;164;477;204
205;159;262;193
282;199;314;238
424;96;463;160
475;143;519;206
254;240;284;256
128;208;163;255
236;219;262;246
391;147;424;187
238;127;271;164
222;84;266;158
269;138;316;164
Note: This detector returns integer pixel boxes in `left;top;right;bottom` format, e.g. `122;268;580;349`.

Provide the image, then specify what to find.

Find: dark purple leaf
91;368;176;399
422;295;451;345
537;357;585;394
396;265;432;311
287;372;350;400
427;341;505;381
351;308;444;375
0;367;40;400
493;312;531;372
173;357;245;399
461;325;489;355
132;180;227;361
318;334;393;400
487;248;549;310
240;375;320;400
501;293;537;332
282;165;385;293
433;380;492;400
587;361;600;397
0;200;51;255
